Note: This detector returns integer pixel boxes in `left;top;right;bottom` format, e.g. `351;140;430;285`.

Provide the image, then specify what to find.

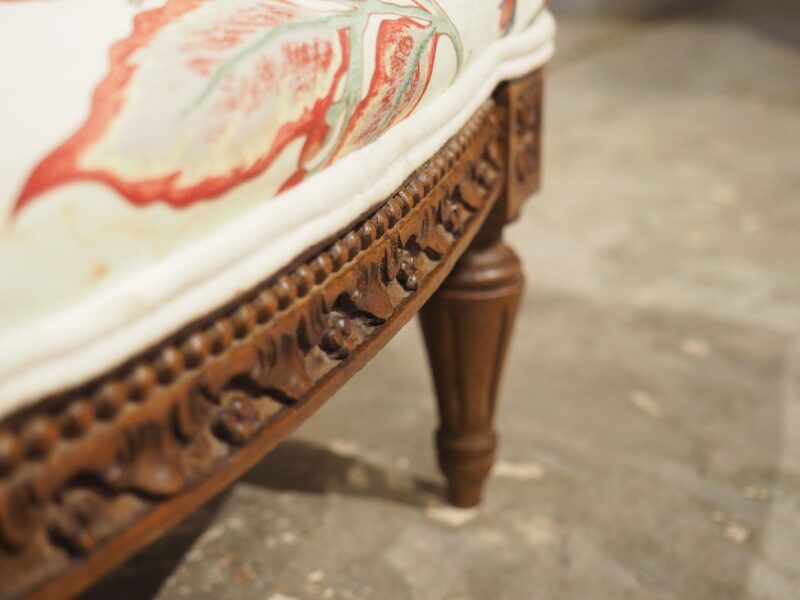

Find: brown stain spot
90;262;109;282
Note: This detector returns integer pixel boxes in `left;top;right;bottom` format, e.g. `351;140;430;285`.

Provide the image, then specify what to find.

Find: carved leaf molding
0;98;505;586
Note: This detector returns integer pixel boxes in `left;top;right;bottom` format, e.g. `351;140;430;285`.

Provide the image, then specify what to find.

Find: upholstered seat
0;0;554;415
0;3;555;597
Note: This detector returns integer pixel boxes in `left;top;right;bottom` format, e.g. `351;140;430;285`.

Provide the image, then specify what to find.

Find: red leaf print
15;0;350;212
332;16;439;160
500;0;515;33
13;0;463;214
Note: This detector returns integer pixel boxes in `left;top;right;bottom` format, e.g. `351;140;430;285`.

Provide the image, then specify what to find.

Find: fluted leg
420;216;524;507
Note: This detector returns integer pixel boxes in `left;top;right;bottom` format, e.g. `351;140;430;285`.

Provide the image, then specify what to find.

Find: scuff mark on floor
628;390;664;419
425;505;479;527
494;460;547;481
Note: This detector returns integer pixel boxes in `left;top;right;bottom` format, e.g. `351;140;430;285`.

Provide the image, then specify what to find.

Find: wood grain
420;214;524;508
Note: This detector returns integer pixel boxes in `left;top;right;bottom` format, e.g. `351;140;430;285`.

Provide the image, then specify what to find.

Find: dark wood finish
0;68;543;600
420;215;524;508
421;69;542;508
498;68;543;222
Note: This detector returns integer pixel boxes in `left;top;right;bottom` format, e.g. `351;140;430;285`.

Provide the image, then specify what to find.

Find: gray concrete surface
82;1;800;598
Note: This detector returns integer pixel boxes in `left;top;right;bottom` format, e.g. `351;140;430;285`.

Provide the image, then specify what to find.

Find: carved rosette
0;95;510;599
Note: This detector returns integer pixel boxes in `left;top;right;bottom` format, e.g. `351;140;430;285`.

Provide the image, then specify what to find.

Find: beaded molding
0;97;508;599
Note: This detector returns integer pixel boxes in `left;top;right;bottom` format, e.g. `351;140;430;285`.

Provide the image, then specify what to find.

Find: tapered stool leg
420;217;523;508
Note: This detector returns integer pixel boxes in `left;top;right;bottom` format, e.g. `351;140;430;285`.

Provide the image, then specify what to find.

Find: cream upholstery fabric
0;0;554;413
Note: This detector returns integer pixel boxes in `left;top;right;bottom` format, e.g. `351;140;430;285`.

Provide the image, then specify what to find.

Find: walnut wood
0;68;543;600
497;68;544;222
420;213;524;508
421;68;543;508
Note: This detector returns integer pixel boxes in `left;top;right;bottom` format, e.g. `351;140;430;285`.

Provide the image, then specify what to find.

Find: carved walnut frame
0;69;544;600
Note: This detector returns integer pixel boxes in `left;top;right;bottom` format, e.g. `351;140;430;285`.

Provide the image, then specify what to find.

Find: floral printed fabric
0;0;553;412
0;0;546;334
8;0;524;215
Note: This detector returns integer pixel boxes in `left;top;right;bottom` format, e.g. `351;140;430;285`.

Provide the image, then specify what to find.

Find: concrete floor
82;1;800;599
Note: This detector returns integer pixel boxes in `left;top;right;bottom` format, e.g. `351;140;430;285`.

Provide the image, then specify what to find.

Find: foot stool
0;1;555;597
